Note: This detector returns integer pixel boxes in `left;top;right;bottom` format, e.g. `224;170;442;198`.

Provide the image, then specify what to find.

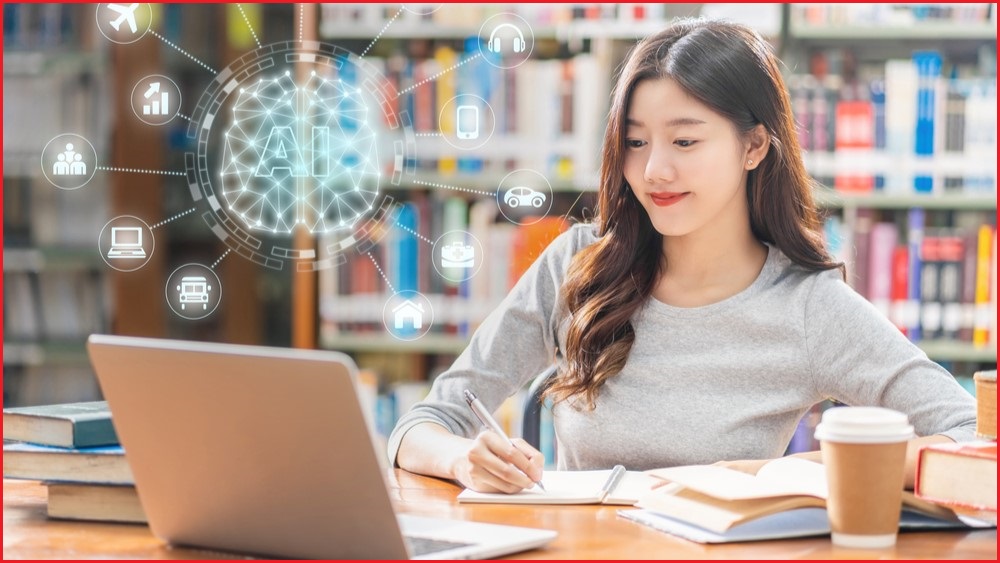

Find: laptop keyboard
405;536;475;556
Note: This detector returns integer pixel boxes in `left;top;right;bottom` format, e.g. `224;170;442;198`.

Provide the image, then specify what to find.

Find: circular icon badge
41;134;97;190
478;13;534;69
433;230;484;284
496;169;554;226
439;95;496;151
166;264;222;320
96;3;152;44
402;4;442;15
99;216;155;272
131;75;182;125
382;290;434;341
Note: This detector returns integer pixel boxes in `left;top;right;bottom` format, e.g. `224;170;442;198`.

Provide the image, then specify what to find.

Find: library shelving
3;4;114;406
309;4;996;448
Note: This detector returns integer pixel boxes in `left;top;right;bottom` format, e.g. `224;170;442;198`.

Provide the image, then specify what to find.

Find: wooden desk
4;474;996;559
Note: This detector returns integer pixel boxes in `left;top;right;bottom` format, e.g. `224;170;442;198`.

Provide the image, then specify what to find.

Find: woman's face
623;78;752;240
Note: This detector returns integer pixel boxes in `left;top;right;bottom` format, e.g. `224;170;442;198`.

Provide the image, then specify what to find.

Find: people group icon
52;143;88;176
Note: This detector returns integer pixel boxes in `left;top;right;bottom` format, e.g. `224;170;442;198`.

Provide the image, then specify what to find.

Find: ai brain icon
187;41;413;271
221;70;379;235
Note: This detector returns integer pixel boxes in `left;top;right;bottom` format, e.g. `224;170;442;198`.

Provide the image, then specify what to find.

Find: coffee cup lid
814;407;914;444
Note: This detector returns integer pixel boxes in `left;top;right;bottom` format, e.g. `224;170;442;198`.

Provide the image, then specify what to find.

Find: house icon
393;299;424;330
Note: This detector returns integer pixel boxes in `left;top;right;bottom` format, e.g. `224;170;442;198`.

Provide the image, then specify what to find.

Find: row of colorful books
789;53;996;194
2;401;145;524
319;195;569;340
792;3;995;27
320;3;670;33
355;49;606;186
826;211;997;346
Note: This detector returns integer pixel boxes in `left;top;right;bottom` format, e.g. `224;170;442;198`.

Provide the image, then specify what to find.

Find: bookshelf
3;5;113;407
779;3;997;380
2;4;299;407
308;4;996;446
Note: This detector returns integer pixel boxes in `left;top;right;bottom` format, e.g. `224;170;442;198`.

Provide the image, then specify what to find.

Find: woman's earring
747;159;754;166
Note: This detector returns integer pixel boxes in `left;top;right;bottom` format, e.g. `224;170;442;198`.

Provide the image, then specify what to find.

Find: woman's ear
744;124;770;170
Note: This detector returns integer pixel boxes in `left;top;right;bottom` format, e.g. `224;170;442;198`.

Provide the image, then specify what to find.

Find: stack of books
3;401;145;524
618;457;993;544
914;369;997;523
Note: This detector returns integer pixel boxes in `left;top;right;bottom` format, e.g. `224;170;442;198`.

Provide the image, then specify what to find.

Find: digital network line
150;29;216;74
150;207;196;230
298;4;305;41
236;4;262;49
396;53;483;97
96;166;185;176
211;249;232;269
360;6;404;58
367;252;396;294
395;221;434;245
412;179;496;198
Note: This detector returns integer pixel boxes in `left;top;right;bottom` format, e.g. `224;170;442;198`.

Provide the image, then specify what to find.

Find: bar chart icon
143;82;169;115
131;74;180;126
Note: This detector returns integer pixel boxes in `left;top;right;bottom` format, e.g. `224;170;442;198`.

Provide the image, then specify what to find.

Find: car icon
503;186;546;208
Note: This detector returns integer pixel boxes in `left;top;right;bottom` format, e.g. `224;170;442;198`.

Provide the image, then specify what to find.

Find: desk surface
4;473;996;560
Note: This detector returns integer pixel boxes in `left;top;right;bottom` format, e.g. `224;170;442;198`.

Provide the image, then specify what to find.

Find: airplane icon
108;3;140;33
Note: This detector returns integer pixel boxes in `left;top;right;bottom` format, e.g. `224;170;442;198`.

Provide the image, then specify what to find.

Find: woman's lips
649;192;689;207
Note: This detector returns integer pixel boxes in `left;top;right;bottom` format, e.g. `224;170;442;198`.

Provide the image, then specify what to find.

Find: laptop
107;227;146;258
86;334;557;559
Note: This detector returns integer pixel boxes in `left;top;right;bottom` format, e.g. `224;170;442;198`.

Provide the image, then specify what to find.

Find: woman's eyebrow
626;117;707;127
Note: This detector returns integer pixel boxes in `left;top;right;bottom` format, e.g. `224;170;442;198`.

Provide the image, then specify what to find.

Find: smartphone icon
456;105;480;140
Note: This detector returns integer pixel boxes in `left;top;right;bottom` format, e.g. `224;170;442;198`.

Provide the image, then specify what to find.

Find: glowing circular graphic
186;41;415;271
496;169;554;226
382;290;434;341
95;3;152;45
41;133;97;190
478;13;534;69
98;215;155;272
165;263;222;320
222;71;380;235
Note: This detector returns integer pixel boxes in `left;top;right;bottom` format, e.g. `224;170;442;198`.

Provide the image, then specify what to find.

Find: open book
619;457;994;543
458;465;658;505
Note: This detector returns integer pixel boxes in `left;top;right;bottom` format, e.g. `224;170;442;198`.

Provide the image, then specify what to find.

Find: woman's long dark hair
548;19;844;409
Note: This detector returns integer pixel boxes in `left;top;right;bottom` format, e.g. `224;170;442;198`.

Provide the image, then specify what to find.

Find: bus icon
176;276;211;310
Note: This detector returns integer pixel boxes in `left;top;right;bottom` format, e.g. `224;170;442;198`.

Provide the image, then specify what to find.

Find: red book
915;442;997;514
889;245;910;335
833;100;875;192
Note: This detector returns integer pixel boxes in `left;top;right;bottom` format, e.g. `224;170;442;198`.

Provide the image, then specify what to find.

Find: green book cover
3;401;117;448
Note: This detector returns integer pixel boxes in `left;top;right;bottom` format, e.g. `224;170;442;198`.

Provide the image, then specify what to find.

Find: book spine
973;226;994;347
913;51;942;194
919;235;942;340
906;209;925;340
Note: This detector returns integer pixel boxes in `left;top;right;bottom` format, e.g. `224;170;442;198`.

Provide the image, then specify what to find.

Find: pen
463;389;546;491
599;465;626;502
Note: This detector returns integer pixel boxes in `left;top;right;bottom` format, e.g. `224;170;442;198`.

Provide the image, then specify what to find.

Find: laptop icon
86;335;557;559
107;227;146;259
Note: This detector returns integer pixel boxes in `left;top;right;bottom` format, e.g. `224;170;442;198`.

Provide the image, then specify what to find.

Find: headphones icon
488;23;525;54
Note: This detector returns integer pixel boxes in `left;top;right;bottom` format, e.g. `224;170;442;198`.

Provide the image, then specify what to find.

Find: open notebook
619;457;994;544
457;465;659;505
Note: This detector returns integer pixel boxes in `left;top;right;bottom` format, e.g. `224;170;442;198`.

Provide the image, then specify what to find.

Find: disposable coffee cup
814;407;914;549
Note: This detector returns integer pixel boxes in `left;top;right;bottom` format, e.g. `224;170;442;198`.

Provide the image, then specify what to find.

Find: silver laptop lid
87;334;410;559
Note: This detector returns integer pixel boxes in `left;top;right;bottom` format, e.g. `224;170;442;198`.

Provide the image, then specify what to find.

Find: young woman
389;19;977;493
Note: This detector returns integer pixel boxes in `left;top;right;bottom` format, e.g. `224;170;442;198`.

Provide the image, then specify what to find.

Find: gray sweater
388;223;978;470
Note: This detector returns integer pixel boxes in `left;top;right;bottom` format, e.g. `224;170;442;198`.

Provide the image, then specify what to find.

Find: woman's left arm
802;272;978;443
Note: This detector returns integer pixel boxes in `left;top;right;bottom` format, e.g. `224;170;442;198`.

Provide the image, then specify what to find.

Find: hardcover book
622;457;993;543
3;401;117;448
915;441;996;515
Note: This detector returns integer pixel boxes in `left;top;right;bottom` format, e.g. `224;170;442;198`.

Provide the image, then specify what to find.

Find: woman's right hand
451;430;545;493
